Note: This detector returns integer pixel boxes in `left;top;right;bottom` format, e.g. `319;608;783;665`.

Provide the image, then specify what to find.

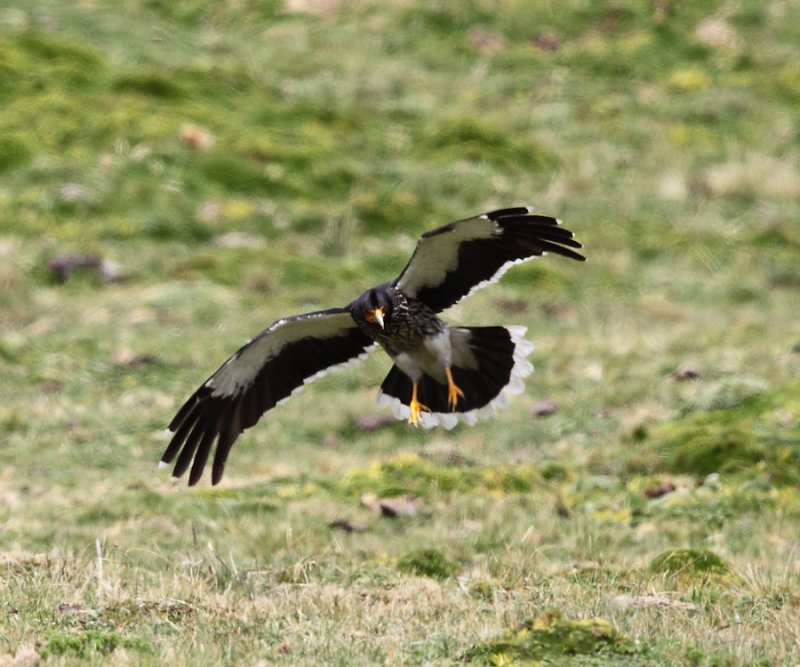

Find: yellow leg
408;382;431;426
445;366;464;411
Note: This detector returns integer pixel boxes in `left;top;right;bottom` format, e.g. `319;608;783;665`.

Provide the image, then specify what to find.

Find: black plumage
162;207;585;485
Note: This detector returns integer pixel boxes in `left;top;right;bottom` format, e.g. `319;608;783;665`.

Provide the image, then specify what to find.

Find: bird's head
349;282;394;331
364;304;385;329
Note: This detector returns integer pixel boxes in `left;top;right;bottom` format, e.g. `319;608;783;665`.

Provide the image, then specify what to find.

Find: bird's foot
408;381;431;426
445;367;465;411
408;397;431;426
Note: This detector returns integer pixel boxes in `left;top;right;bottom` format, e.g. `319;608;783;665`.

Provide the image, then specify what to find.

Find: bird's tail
376;325;534;429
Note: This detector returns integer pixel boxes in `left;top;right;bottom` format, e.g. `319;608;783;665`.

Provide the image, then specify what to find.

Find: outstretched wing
162;308;373;486
394;207;585;313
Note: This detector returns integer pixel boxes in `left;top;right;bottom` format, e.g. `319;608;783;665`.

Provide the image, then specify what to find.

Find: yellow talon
445;367;464;411
408;382;431;426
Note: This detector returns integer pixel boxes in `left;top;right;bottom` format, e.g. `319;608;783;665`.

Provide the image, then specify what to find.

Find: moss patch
336;452;541;499
0;133;34;172
396;549;461;580
654;382;800;485
650;548;737;586
40;631;155;659
463;611;641;663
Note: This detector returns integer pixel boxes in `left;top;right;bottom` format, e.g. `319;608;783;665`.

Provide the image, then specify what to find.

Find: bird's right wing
394;207;585;313
162;308;373;486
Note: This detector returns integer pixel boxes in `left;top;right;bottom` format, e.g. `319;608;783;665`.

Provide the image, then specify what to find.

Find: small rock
695;18;739;50
56;603;95;615
554;494;574;518
613;594;700;612
112;348;157;367
492;298;528;314
360;493;380;513
47;253;101;283
533;30;560;52
466;25;506;55
179;123;215;151
653;0;673;20
379;494;423;518
59;183;96;203
698;472;721;490
197;200;224;223
284;0;342;18
584;363;603;381
275;639;292;655
643;481;676;498
46;253;125;283
354;413;395;432
672;363;700;381
112;348;136;365
214;232;266;249
361;492;425;518
329;519;367;533
99;260;125;282
531;398;558;418
543;302;576;316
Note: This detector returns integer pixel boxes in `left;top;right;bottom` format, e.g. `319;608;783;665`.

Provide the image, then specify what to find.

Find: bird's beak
370;307;385;329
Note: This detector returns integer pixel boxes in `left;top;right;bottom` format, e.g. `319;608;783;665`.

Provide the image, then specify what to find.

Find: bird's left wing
394;207;585;313
161;308;373;486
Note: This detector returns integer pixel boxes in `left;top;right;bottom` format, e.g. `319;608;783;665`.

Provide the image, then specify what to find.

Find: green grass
2;0;800;664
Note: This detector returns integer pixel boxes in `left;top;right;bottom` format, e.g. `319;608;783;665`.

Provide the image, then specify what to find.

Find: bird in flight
161;207;585;485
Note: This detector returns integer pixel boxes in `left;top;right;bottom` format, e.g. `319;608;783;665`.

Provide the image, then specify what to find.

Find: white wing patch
396;214;499;298
375;325;534;429
205;310;362;398
396;207;560;307
455;215;564;306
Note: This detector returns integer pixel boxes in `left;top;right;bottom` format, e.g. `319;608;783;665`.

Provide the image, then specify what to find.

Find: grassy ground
2;0;800;664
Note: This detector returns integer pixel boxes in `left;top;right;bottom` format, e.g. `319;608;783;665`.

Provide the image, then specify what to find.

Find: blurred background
1;0;799;663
